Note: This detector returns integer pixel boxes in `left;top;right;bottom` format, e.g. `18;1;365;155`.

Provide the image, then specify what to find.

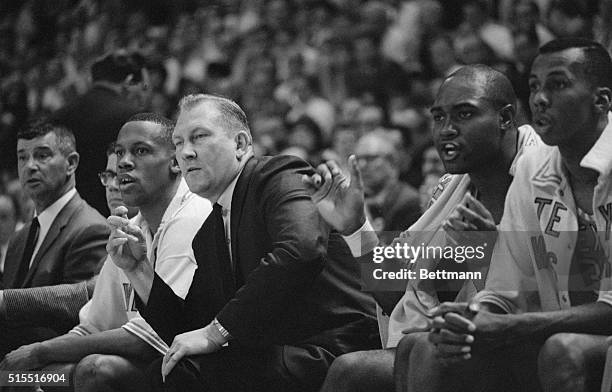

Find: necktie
17;217;40;286
213;203;235;299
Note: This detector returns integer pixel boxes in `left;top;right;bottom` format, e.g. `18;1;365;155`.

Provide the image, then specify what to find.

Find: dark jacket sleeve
135;272;190;345
216;158;328;346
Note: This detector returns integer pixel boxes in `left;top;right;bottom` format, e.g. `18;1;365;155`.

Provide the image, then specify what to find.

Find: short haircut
91;50;146;84
18;117;77;156
178;94;251;137
126;112;176;149
538;38;612;89
443;64;517;110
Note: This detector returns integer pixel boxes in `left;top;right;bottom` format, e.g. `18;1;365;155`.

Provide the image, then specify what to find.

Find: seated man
109;94;379;392
1;118;109;356
0;144;138;337
1;113;211;392
304;64;540;392
403;38;612;392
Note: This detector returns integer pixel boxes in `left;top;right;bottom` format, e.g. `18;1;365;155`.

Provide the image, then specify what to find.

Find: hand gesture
302;156;366;235
106;206;147;272
443;193;497;249
161;327;222;381
0;343;45;370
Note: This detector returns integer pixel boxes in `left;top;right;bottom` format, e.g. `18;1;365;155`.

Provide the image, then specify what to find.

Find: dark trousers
148;343;337;392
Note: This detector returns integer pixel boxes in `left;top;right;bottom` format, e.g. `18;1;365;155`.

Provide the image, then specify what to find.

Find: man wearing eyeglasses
2;113;211;392
354;131;421;246
99;144;138;219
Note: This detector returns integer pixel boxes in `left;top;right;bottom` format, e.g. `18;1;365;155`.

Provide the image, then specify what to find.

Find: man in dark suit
52;50;148;216
1;118;109;356
108;94;378;392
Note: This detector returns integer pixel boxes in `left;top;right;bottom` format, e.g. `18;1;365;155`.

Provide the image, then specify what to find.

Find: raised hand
106;206;147;272
302;156;366;235
443;193;497;249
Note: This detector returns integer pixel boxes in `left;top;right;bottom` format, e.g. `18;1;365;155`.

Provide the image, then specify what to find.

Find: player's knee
538;333;585;391
328;352;365;383
396;333;423;366
74;354;120;390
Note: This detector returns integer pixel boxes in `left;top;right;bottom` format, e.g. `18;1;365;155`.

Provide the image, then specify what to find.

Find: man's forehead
433;76;489;109
117;121;161;144
532;48;586;76
175;102;222;134
17;132;57;150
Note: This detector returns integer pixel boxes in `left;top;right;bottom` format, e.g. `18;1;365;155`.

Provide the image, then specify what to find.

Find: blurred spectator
355;131;421;245
510;0;555;44
0;192;20;282
284;115;325;165
0;80;28;176
547;0;595;39
321;122;360;170
418;144;446;211
285;75;335;139
456;0;515;60
356;104;385;135
346;33;411;113
51;50;148;216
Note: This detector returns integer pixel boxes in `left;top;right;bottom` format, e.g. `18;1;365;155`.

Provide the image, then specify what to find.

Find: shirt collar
133;177;194;237
217;169;241;214
217;154;253;213
36;188;76;231
581;112;612;176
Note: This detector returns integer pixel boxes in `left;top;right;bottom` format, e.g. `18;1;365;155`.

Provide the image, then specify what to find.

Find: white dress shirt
30;188;77;267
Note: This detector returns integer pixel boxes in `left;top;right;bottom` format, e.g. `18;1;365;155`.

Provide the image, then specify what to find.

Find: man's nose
531;88;550;111
439;120;458;138
117;153;134;170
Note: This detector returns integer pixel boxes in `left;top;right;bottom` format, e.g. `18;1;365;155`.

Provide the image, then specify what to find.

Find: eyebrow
431;102;479;112
529;70;570;79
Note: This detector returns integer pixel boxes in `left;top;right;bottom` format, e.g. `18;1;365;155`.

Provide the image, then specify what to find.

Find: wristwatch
213;318;231;340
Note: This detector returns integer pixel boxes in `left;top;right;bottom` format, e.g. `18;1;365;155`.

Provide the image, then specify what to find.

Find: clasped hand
426;302;513;366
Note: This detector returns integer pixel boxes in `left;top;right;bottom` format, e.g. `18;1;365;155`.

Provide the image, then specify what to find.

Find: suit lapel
230;156;257;284
3;227;29;288
22;193;82;287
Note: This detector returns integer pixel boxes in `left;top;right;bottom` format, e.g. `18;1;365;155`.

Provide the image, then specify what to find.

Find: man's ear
235;131;252;161
594;87;612;113
170;156;181;174
66;152;80;176
498;104;516;130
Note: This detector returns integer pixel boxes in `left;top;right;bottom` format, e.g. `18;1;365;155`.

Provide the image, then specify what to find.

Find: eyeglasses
98;170;117;187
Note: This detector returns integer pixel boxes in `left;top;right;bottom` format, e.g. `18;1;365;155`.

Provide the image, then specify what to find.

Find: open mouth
440;143;460;160
118;175;136;186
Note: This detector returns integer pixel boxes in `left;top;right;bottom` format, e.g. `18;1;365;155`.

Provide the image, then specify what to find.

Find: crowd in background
1;0;612;224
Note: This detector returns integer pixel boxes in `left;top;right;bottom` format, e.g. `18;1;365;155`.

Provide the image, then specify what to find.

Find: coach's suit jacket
2;192;109;334
139;155;378;388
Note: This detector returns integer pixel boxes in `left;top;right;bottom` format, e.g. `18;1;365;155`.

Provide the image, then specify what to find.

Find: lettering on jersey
598;203;612;241
534;197;553;220
531;234;557;269
121;283;138;312
545;202;567;238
